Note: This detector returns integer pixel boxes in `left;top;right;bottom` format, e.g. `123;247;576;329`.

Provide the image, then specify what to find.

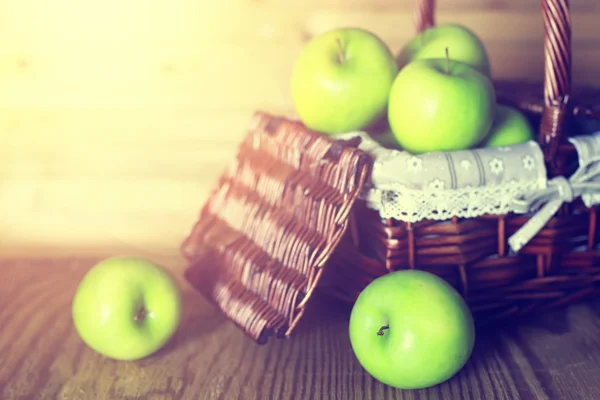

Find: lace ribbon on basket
508;132;600;252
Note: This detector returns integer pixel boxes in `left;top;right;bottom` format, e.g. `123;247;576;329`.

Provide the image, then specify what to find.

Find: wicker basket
321;0;600;323
182;0;600;343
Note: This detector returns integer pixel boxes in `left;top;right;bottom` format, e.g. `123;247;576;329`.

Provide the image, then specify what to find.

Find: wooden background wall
1;0;599;256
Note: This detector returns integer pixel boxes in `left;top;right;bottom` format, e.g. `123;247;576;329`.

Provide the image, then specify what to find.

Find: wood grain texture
1;256;600;399
1;1;600;252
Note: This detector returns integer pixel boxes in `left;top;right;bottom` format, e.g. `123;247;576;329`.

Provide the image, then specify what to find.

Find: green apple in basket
388;49;496;154
397;23;491;76
480;104;535;147
349;269;476;389
72;256;182;361
291;27;399;135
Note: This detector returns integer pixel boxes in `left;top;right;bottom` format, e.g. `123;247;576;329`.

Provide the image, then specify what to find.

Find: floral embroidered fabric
333;131;548;223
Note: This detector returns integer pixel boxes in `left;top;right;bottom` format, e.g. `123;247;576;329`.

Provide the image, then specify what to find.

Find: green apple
72;256;182;361
397;24;491;76
388;55;496;154
291;27;399;135
481;104;535;147
349;270;475;390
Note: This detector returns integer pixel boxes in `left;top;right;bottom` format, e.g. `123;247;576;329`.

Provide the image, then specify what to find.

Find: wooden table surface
2;255;600;400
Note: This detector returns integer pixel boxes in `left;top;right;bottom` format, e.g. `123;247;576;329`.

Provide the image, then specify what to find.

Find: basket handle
414;0;572;164
415;0;435;32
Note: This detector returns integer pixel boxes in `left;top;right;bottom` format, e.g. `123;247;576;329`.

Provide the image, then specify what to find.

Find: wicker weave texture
324;201;600;323
181;112;371;343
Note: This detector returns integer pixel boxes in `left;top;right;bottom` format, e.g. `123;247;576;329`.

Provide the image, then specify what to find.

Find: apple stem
134;306;146;322
377;325;389;336
445;47;450;74
335;38;345;64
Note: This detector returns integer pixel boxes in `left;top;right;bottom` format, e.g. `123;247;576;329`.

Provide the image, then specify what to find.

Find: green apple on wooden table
72;256;182;361
349;269;476;390
397;23;491;76
291;27;399;135
480;104;535;147
388;49;496;154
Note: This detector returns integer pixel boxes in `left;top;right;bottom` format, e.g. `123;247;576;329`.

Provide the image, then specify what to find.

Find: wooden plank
0;2;309;53
239;0;599;12
1;4;599;111
0;42;304;109
303;10;600;44
0;108;270;252
0;179;216;252
0;108;262;168
2;37;599;111
1;7;597;63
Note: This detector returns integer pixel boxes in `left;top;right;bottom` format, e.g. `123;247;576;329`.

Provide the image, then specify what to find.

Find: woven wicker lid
181;111;372;344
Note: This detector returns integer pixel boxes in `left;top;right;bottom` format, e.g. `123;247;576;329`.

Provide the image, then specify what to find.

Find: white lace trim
363;181;541;222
